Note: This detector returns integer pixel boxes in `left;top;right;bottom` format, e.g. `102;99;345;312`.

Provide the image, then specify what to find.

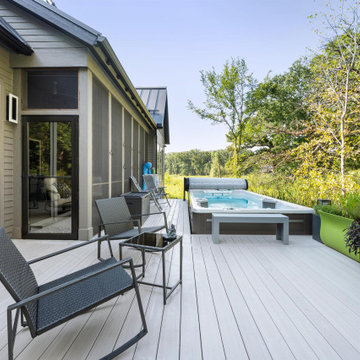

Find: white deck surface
1;199;360;359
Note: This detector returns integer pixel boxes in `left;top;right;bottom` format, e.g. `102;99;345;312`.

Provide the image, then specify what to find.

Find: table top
121;232;182;251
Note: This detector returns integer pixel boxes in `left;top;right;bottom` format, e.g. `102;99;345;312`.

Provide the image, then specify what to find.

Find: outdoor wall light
6;93;19;124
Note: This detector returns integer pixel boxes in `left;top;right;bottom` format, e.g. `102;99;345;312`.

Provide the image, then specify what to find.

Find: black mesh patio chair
0;226;147;360
95;196;168;258
129;175;163;211
143;174;170;207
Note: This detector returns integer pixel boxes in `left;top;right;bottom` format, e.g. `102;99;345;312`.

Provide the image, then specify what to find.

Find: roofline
137;87;170;144
0;17;33;55
136;86;167;90
7;0;157;130
96;39;157;129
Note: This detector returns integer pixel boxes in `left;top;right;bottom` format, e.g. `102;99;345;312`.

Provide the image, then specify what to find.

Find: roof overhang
136;87;170;144
0;16;33;55
7;0;157;130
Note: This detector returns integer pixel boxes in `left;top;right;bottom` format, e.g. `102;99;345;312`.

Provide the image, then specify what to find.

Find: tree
295;1;360;191
165;149;229;176
188;58;256;172
210;150;230;177
244;59;312;172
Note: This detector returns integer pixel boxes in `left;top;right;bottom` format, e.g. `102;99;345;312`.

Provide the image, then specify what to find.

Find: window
25;70;78;109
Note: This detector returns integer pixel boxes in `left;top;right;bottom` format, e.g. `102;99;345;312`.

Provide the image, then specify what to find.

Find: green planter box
318;210;360;262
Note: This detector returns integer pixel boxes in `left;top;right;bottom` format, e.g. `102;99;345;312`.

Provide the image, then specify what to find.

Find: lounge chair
0;226;147;360
143;174;170;207
44;177;71;212
129;175;163;211
95;196;168;258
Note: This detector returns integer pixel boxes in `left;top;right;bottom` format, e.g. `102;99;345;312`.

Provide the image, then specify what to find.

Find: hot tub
184;178;314;235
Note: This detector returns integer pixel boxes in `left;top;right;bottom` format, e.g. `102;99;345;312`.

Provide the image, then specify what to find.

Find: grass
164;171;360;208
164;173;185;199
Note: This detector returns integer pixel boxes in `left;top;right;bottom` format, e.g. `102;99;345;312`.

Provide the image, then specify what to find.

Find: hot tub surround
189;189;314;235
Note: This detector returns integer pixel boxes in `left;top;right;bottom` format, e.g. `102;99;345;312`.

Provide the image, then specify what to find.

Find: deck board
0;199;360;359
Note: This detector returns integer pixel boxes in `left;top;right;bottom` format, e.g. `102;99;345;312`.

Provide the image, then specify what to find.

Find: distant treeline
165;149;230;176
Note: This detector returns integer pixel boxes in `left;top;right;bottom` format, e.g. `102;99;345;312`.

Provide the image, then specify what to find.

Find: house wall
0;0;88;238
88;57;155;236
0;0;88;68
147;132;157;171
0;47;16;236
0;0;162;239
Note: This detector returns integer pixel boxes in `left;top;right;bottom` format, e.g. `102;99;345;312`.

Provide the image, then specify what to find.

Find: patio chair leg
163;213;169;233
97;226;102;260
164;192;170;207
162;252;167;305
20;310;27;327
99;260;148;360
97;230;113;260
150;191;162;211
130;260;148;333
142;249;146;277
97;238;102;260
7;308;20;360
107;238;114;258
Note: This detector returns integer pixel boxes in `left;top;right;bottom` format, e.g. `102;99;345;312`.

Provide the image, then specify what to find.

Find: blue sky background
57;0;328;152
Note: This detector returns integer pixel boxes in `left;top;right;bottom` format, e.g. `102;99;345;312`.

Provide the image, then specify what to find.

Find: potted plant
317;192;360;262
343;193;360;257
312;208;322;243
313;200;331;243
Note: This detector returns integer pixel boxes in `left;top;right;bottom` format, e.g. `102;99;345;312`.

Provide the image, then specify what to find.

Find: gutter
96;39;157;130
0;17;33;55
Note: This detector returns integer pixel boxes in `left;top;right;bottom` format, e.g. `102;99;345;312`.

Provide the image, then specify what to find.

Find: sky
55;0;328;153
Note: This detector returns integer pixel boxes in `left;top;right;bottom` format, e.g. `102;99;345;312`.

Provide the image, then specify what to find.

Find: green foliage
243;59;312;173
176;1;360;211
164;174;185;199
188;58;256;173
247;171;360;208
340;192;360;220
165;149;229;177
164;172;360;209
314;204;346;217
345;220;360;255
292;6;360;189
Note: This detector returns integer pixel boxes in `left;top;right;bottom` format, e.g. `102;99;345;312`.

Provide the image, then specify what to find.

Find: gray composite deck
1;199;360;359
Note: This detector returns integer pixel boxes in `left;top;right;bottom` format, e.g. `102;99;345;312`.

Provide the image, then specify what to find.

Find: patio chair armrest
28;235;109;265
98;218;141;233
99;219;134;227
131;212;168;232
130;211;165;217
8;257;135;311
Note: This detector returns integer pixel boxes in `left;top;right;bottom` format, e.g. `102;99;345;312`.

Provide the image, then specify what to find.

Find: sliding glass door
22;116;78;239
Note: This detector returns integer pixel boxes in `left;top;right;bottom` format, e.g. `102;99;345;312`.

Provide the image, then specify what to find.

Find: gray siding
0;47;15;235
132;121;139;183
147;131;157;171
111;97;122;197
0;1;87;68
123;110;132;192
0;2;83;49
139;127;145;183
92;77;109;229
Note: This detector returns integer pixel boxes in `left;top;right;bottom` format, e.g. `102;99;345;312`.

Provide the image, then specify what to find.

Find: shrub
345;220;360;255
314;204;346;217
340;192;360;220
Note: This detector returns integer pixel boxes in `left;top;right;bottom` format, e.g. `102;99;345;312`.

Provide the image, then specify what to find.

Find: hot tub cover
184;177;248;191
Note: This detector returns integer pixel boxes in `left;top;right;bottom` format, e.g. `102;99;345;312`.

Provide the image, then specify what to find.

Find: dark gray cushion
37;258;132;334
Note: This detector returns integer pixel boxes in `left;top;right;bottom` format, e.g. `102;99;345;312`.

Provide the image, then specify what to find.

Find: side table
119;232;183;304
